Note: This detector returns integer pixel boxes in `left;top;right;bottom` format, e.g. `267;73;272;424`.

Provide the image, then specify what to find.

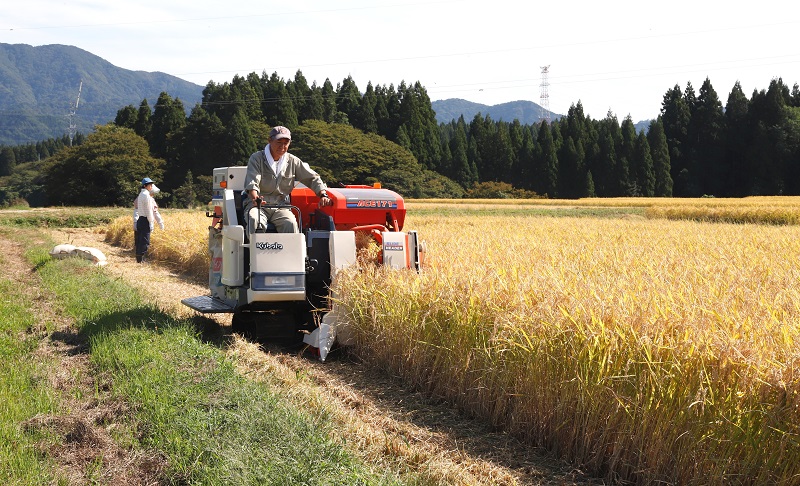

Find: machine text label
255;241;283;250
384;241;404;251
351;200;396;209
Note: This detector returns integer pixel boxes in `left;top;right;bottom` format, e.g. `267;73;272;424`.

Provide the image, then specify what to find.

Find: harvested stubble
335;214;800;485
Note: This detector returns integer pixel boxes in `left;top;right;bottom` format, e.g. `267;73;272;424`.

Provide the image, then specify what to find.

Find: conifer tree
467;136;481;184
449;116;474;187
632;131;655;196
620;116;637;186
173;169;197;208
0;146;16;177
660;85;692;195
321;79;337;123
337;76;361;125
723;81;750;196
468;113;488;180
558;137;582;198
748;79;790;194
517;126;537;190
235;74;263;122
149;92;186;159
165;105;226;191
115;105;138;129
227;106;256;166
357;83;379;133
135;99;152;141
307;83;325;121
537;121;558;197
289;70;313;122
692;77;725;195
262;72;298;128
648;118;673;197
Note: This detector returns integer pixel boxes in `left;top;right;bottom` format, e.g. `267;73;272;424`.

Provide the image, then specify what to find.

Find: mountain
431;98;562;125
432;98;657;134
0;43;204;145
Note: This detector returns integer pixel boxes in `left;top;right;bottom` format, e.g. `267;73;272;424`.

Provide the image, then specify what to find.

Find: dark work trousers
135;217;152;263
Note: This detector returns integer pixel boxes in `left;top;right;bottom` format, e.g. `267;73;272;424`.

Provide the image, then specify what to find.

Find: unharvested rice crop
336;214;800;485
105;205;800;484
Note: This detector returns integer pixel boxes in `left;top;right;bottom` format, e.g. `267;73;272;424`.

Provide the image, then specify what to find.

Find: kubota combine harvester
182;166;424;360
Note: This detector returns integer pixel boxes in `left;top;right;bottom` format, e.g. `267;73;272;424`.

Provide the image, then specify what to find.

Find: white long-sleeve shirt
133;188;164;231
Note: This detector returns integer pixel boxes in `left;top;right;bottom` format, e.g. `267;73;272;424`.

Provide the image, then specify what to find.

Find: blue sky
2;0;798;122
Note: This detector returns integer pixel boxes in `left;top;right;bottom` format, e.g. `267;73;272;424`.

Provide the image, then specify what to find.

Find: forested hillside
0;43;203;145
1;69;799;207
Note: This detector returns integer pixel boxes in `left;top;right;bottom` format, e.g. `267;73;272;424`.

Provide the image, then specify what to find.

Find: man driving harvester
243;126;332;233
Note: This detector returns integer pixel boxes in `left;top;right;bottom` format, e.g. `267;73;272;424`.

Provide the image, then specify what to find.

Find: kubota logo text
255;241;283;250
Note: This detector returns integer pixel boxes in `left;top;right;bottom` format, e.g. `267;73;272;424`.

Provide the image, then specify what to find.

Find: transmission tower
539;65;551;124
67;80;83;146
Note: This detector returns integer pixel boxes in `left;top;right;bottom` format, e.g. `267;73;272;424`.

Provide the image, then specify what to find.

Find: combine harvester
182;167;424;360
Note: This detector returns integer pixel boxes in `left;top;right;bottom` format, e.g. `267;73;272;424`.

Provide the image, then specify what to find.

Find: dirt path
34;227;599;485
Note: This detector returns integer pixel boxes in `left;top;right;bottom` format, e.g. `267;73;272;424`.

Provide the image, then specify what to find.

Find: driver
243;126;331;233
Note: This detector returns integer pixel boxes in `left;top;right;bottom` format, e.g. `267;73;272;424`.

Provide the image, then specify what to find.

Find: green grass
28;236;400;484
0;207;130;228
0;257;59;485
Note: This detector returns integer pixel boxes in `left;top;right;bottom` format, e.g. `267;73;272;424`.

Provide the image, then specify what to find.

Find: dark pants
135;217;151;262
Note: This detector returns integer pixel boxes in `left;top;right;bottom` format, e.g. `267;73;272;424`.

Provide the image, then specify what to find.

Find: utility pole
67;80;83;146
539;66;550;124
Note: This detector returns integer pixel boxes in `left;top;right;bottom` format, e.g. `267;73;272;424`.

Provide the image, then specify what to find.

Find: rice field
104;198;800;484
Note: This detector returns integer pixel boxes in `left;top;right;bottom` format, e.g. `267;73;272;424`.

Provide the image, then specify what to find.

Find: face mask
150;184;160;195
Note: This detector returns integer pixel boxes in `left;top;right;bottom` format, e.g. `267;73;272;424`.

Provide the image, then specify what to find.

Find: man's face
269;138;291;158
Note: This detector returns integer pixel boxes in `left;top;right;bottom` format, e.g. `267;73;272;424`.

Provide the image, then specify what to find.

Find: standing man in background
134;177;164;263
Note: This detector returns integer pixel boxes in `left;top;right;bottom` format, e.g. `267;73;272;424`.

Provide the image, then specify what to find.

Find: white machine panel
248;233;307;302
382;232;410;269
329;231;357;280
213;166;248;191
221;225;245;286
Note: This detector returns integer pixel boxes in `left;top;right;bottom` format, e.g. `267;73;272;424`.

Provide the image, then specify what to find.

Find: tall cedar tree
262;72;298;128
358;83;379;134
648;117;673;196
723;81;751;196
536;121;558;197
660;85;692;195
149;92;186;160
288;71;312;122
337;76;361;125
747;79;790;194
134;99;152;141
692;78;725;196
164;105;227;193
632;130;655;196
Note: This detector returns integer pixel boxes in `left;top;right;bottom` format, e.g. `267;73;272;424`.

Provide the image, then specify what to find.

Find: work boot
136;254;143;263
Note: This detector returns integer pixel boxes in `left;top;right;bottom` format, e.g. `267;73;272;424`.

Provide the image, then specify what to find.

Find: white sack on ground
49;244;108;266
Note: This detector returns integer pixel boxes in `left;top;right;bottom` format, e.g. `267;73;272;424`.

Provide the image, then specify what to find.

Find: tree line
1;71;799;207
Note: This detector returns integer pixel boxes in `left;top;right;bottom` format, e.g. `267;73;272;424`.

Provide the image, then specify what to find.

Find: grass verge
0;257;59;484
